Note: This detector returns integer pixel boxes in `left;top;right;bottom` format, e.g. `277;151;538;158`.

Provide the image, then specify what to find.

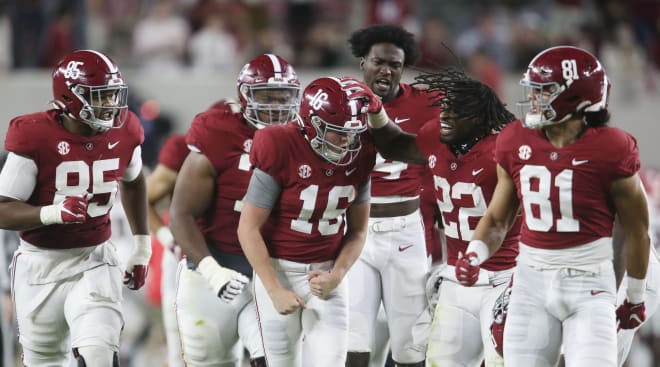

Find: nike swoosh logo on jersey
398;244;413;252
394;117;410;124
472;168;484;176
590;290;606;296
345;167;357;176
108;141;120;149
572;158;588;166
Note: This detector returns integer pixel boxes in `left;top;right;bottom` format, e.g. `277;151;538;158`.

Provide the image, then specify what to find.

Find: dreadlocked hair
348;24;419;66
414;68;516;134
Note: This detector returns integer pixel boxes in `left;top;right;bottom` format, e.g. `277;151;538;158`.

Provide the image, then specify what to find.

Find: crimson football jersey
185;107;254;255
417;120;519;270
5;109;144;248
496;121;640;250
157;134;188;171
251;123;377;263
420;166;443;262
371;83;440;198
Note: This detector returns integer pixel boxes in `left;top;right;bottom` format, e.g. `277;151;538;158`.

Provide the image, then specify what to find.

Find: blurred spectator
10;0;46;68
467;46;504;98
455;9;512;71
0;4;11;71
132;0;189;73
416;17;452;70
285;0;316;64
601;22;646;102
299;20;344;67
509;10;547;71
188;12;240;72
367;0;413;25
41;2;76;67
253;25;294;63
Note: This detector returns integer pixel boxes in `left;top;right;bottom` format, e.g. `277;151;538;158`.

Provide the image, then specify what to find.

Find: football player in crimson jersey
412;69;519;367
146;98;241;367
0;50;150;367
344;24;441;367
237;77;378;367
452;46;650;367
168;54;300;367
348;67;521;366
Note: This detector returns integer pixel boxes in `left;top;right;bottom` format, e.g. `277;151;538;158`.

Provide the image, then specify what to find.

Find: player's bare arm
610;173;650;280
120;170;149;235
146;163;179;232
369;121;426;164
238;201;305;314
169;151;216;265
0;195;44;230
0;153;88;230
470;164;521;258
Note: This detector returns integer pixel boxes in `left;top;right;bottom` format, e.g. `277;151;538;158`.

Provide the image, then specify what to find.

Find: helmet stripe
266;54;282;77
84;49;118;72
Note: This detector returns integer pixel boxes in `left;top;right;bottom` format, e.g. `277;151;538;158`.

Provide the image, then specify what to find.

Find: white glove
40;195;89;225
123;235;152;290
197;256;249;303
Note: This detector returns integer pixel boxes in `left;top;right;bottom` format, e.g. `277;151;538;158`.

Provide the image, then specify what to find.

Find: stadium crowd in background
1;1;660;367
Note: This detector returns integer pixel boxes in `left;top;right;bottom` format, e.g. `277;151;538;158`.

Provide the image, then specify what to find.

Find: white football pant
504;261;617;367
254;258;348;367
348;210;428;363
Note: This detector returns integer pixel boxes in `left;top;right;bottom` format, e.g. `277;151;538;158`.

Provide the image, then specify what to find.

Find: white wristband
368;108;390;129
40;204;62;225
626;276;646;304
156;226;175;249
131;235;152;264
466;240;490;265
197;256;231;295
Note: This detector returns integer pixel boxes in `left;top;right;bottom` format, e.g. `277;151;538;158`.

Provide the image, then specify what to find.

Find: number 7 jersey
4;109;144;248
495;121;640;249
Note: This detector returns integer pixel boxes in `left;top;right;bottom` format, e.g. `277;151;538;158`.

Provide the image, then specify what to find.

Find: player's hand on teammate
616;300;646;330
197;256;249;303
40;194;89;225
307;270;340;299
123;235;152;290
339;76;383;114
268;286;305;315
455;251;481;286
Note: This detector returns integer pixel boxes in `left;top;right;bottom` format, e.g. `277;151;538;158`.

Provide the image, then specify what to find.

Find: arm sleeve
354;178;371;204
0;152;38;200
243;168;282;209
122;146;143;182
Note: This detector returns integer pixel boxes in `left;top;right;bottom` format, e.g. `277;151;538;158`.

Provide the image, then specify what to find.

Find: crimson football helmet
237;54;300;129
298;77;369;166
52;49;128;133
517;46;610;128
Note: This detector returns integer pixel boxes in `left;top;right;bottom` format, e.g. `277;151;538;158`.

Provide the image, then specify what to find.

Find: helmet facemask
68;82;128;133
517;78;568;129
241;83;300;129
309;114;367;166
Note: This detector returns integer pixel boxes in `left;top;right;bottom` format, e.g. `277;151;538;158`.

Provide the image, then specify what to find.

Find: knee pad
73;346;119;367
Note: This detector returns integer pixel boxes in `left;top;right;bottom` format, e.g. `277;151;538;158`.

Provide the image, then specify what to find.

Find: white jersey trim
0;152;38;201
121;146;143;182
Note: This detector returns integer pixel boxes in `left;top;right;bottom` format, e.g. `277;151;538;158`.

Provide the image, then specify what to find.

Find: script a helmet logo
307;89;329;110
61;61;84;79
